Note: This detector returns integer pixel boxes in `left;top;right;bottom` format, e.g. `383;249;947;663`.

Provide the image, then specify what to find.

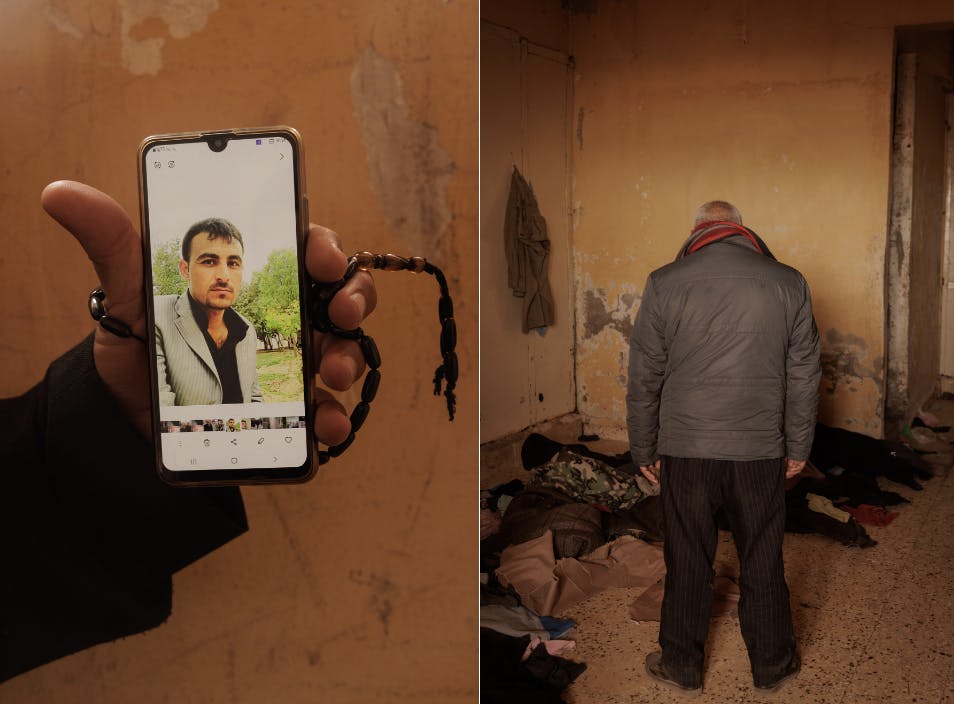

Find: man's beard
205;286;234;308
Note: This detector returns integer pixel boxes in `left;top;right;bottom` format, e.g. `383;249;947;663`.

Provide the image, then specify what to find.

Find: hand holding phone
40;176;374;480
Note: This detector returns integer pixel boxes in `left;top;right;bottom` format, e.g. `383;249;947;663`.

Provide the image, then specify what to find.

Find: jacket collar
675;221;776;261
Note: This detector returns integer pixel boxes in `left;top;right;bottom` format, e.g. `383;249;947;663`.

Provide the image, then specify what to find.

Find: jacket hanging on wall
504;166;556;332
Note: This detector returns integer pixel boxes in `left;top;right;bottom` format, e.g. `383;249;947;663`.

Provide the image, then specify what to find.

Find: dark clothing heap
482;435;664;575
481;628;586;704
811;422;934;490
791;472;909;509
786;421;938;544
1;335;248;683
480;435;664;702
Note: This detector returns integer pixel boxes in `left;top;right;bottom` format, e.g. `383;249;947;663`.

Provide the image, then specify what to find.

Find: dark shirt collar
186;290;248;404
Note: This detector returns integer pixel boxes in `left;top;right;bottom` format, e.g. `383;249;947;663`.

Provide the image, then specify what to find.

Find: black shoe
644;651;702;697
755;653;801;694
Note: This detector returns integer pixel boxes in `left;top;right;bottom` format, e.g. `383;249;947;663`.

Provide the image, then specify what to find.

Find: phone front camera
208;137;228;152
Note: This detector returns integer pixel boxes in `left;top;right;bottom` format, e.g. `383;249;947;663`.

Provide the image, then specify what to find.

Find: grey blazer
154;292;263;406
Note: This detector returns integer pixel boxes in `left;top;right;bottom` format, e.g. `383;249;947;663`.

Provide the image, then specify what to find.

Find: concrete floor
481;403;954;704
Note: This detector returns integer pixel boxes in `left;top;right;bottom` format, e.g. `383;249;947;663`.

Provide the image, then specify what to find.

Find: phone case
138;126;315;486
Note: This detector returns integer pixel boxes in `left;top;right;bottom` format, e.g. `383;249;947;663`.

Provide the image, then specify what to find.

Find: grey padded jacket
627;235;820;466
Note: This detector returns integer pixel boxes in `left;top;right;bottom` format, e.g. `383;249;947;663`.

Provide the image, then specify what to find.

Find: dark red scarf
676;221;776;261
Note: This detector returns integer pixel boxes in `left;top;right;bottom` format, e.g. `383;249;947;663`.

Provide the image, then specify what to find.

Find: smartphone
138;127;314;485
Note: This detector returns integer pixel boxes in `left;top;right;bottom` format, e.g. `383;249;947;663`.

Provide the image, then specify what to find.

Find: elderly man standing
627;201;820;695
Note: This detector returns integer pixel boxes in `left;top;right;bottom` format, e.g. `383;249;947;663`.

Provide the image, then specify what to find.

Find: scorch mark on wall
350;45;455;254
820;329;882;396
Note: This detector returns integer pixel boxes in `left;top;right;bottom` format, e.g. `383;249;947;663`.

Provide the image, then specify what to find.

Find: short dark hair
181;218;245;261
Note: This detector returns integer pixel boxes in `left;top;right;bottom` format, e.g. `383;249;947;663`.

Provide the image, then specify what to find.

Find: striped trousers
658;455;797;688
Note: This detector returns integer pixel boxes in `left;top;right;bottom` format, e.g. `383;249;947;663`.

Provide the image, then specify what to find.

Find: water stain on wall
350;45;456;254
119;0;219;75
577;279;640;422
820;328;882;396
43;1;84;39
582;286;637;340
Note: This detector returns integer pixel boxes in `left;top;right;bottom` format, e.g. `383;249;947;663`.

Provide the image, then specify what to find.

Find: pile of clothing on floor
480;418;945;701
791;421;939;546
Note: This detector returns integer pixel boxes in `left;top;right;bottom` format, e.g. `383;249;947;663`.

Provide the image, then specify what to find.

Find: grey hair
694;200;742;226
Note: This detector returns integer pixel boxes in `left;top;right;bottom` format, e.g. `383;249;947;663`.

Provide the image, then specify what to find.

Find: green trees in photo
152;241;184;296
234;249;301;352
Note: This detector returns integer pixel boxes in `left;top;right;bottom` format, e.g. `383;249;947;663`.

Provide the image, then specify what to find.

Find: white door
480;22;575;442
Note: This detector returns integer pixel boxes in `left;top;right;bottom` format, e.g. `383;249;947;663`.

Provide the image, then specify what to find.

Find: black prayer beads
309;252;458;465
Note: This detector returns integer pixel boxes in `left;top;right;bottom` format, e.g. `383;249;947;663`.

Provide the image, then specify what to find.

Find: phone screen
140;129;313;483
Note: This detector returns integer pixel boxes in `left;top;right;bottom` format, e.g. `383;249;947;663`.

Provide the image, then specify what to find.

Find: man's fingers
640;465;659;484
328;270;377;331
305;224;348;282
41;181;143;317
313;389;351;446
785;458;805;479
316;333;366;391
306;224;376;330
305;222;377;444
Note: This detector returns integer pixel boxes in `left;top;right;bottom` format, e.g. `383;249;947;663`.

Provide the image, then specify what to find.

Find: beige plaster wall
570;0;954;437
0;1;476;702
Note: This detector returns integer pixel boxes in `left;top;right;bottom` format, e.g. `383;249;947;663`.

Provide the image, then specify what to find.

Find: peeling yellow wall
571;0;954;436
0;1;476;702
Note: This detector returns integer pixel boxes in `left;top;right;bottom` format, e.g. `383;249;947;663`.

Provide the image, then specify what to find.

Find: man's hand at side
41;180;375;447
785;458;806;479
640;459;661;484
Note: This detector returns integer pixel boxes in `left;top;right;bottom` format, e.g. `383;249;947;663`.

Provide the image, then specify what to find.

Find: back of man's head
694;200;742;227
182;217;245;261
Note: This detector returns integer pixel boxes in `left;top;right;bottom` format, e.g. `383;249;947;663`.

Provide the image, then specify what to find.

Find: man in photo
154;218;263;406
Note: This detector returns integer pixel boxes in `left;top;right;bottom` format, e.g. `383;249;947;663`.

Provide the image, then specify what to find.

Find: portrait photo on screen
146;137;304;411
